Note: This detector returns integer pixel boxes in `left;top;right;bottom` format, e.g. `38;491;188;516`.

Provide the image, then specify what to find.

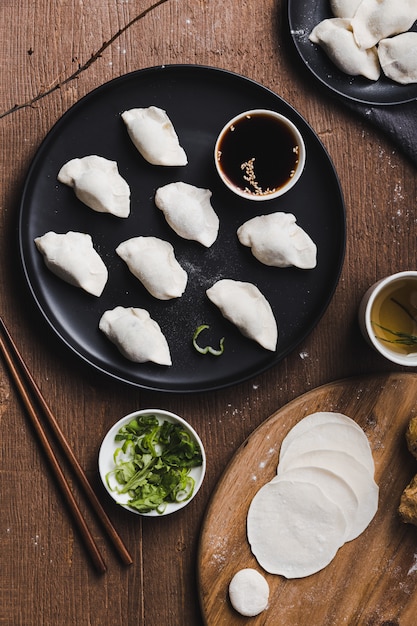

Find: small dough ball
228;568;269;617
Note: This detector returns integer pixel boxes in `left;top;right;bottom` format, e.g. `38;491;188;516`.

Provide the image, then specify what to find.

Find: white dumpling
330;0;362;18
378;32;417;84
206;279;278;351
99;306;172;365
237;212;317;269
116;236;187;300
57;155;130;218
121;106;187;166
34;231;108;297
155;181;219;247
309;18;380;80
351;0;417;49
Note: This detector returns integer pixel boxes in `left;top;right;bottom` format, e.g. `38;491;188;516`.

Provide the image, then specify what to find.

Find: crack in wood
0;0;170;120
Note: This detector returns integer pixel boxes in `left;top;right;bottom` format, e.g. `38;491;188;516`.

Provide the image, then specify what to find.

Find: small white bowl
98;409;206;516
214;109;306;201
358;271;417;366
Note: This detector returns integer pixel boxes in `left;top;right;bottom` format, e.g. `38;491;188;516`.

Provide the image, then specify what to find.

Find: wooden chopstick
0;316;133;572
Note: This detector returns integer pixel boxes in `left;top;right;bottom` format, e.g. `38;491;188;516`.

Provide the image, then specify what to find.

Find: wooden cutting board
198;373;417;625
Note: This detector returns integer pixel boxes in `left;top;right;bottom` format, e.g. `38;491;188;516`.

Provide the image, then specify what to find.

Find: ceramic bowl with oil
214;109;306;201
98;409;206;516
358;271;417;366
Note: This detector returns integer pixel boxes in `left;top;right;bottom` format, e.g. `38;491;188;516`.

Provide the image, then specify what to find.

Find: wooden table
1;1;416;625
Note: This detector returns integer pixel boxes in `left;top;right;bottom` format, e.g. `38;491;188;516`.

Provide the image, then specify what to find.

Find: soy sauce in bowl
215;109;306;201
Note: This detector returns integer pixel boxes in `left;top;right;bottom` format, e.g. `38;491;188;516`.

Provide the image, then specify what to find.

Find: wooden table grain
1;1;416;625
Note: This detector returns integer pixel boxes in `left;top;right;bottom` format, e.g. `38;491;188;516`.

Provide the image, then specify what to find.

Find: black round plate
19;65;345;393
288;0;417;106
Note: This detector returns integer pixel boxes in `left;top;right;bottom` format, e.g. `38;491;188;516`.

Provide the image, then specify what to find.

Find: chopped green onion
106;414;203;514
192;324;225;355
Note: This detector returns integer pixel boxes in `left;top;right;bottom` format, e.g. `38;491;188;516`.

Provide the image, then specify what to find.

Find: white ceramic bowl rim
363;270;417;366
98;408;206;516
214;108;306;201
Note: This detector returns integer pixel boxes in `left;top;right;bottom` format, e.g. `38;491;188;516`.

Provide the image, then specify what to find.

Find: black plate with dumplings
288;0;417;105
19;65;345;393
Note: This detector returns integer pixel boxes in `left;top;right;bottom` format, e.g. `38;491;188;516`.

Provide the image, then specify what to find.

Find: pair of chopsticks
0;316;133;574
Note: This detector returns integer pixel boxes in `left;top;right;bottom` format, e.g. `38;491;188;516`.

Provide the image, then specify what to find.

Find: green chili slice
192;324;225;355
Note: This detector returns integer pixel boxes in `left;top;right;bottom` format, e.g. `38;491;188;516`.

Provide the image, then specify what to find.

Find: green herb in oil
372;292;417;350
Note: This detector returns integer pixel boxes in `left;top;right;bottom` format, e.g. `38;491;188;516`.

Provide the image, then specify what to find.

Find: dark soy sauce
217;113;300;196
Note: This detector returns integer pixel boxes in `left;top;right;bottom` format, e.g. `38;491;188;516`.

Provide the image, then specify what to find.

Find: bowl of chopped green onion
98;409;206;516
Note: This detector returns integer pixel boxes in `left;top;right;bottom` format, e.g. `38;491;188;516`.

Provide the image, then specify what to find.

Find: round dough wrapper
271;466;359;542
247;478;347;578
278;422;375;475
278;449;379;540
228;568;269;617
278;412;363;464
